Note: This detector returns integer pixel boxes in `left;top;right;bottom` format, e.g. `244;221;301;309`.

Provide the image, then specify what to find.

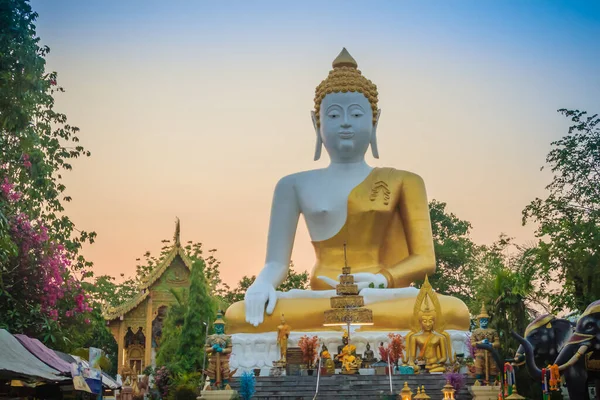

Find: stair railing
312;355;322;400
387;355;393;394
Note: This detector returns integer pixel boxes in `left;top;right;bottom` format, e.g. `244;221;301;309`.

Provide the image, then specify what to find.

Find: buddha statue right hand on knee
245;278;278;326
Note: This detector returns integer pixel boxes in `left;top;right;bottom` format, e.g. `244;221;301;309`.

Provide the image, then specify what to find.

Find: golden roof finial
332;47;357;69
477;301;490;319
174;217;181;247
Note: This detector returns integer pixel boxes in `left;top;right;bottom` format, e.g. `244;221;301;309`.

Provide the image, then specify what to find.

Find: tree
155;288;188;369
0;0;93;349
175;259;215;372
425;200;480;304
222;261;309;304
523;109;600;313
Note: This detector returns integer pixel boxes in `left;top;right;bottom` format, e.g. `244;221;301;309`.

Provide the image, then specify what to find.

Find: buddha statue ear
311;110;322;161
371;109;381;159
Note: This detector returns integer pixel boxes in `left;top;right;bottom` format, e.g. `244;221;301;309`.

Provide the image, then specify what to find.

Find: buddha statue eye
351;112;363;118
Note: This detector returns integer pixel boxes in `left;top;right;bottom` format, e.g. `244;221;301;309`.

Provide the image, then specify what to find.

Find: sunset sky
31;1;600;287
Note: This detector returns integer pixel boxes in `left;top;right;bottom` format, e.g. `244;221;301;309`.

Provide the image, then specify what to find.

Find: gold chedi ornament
441;380;455;399
505;385;526;400
323;243;373;328
400;382;413;400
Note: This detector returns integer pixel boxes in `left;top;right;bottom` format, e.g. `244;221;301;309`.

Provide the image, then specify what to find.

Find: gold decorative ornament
314;48;378;127
477;301;490;319
323;243;373;327
505;385;526;399
441;380;455;399
400;382;413;400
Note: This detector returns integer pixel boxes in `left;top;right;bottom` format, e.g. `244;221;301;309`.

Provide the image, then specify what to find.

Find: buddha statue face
316;92;376;163
420;314;436;332
366;343;371;351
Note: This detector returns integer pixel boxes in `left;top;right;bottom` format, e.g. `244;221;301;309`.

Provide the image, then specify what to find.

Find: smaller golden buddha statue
406;276;453;373
319;344;335;375
276;314;291;363
336;330;360;374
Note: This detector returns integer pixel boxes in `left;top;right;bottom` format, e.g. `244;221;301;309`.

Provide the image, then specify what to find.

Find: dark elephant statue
513;300;600;400
514;314;573;366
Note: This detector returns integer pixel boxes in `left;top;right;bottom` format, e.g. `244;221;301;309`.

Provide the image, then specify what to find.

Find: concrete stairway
230;374;475;399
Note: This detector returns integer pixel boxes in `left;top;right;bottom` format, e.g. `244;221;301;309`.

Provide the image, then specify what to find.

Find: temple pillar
117;317;125;375
144;296;153;370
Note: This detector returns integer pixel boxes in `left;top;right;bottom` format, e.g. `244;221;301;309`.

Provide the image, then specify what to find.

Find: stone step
230;374;474;400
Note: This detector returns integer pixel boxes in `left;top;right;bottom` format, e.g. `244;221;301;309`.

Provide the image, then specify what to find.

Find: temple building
103;220;192;375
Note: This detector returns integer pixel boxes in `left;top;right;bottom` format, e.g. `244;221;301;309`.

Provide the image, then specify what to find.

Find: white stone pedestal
230;329;470;375
468;385;501;400
197;389;237;400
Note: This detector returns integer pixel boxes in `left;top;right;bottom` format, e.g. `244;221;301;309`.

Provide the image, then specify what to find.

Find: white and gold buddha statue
225;48;470;333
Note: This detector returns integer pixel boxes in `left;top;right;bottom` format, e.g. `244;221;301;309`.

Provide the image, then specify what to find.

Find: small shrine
103;219;192;375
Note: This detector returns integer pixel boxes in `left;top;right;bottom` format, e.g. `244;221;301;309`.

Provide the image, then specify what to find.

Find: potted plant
378;344;393;375
387;333;405;373
298;335;319;375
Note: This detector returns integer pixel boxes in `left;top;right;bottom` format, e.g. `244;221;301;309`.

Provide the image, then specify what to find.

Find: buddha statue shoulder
225;48;470;333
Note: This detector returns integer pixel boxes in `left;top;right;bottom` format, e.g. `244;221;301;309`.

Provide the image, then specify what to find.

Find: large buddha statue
225;48;470;333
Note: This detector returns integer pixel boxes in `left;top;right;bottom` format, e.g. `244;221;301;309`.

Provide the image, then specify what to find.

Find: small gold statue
406;276;453;373
204;311;237;389
320;344;336;375
471;302;500;384
337;330;360;374
276;314;291;363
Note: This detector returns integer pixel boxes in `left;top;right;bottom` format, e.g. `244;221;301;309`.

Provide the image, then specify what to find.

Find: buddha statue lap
225;48;470;333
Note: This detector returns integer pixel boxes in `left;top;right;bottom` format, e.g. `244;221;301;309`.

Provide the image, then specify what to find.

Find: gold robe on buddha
226;168;470;332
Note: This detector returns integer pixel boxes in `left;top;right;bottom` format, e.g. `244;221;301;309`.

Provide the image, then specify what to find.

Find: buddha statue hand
318;272;388;290
244;278;278;326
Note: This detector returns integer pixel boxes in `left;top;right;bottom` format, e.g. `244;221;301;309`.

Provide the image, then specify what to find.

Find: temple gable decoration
103;219;193;375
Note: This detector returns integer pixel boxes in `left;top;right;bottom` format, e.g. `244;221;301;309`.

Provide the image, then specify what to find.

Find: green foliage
424;200;480;304
155;288;188;368
83;274;137;309
223;261;308;304
176;259;215;372
474;236;542;356
0;0;94;269
0;0;96;350
523;109;600;313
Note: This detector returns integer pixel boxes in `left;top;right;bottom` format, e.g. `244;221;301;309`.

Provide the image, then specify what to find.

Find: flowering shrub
444;371;466;391
1;175;92;342
153;366;171;399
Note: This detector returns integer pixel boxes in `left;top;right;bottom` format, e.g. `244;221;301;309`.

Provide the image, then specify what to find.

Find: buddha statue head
342;329;349;345
214;311;226;334
312;48;380;163
418;295;437;332
477;301;490;329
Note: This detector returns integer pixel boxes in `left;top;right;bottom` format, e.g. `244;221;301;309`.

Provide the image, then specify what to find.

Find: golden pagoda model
323;243;373;328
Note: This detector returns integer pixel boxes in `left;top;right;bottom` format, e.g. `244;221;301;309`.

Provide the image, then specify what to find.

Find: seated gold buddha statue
337;332;360;374
405;278;453;373
225;48;470;333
